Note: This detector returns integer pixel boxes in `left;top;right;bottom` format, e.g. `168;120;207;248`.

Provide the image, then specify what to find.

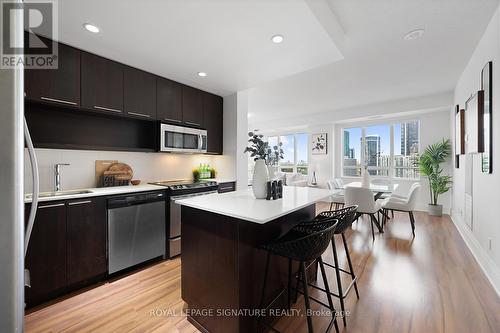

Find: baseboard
450;213;500;297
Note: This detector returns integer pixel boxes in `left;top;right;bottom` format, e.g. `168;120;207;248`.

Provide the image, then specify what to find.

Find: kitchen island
177;186;332;333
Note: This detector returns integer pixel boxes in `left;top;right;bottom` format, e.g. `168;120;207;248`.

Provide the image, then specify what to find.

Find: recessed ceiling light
403;29;425;41
197;72;207;77
271;34;284;44
83;23;100;33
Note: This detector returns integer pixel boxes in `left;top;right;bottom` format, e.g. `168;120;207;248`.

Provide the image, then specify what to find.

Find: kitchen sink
25;189;94;199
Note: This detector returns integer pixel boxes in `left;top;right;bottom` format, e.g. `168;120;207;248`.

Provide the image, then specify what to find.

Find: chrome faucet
54;163;70;192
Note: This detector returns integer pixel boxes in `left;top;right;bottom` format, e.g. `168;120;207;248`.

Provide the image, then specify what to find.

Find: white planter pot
428;204;443;216
252;160;269;199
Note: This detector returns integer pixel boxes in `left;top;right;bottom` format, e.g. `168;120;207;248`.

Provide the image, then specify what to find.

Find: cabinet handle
185;121;200;126
94;105;122;113
127;111;151;118
39;203;65;209
164;118;182;123
68;200;92;206
41;96;77;106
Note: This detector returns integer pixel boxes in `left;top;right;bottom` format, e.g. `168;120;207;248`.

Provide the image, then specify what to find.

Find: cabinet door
124;67;156;120
67;198;107;286
25;201;67;306
218;182;235;193
203;93;223;154
157;77;183;123
25;34;80;107
182;85;203;127
81;52;124;115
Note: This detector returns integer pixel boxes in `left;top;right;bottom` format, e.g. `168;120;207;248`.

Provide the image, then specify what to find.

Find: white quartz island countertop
176;186;332;224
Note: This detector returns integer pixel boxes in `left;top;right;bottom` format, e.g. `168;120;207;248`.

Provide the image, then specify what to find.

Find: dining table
342;181;399;200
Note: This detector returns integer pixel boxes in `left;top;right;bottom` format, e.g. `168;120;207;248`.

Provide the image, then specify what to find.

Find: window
394;122;420;178
268;133;308;175
343;128;361;176
365;124;390;176
342;121;419;179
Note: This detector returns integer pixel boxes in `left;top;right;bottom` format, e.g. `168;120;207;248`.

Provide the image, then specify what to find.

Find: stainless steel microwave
160;123;207;153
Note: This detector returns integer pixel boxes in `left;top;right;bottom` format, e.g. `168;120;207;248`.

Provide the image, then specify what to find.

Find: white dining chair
333;178;344;189
345;187;383;241
327;180;345;210
381;184;421;237
384;182;419;218
389;182;419;201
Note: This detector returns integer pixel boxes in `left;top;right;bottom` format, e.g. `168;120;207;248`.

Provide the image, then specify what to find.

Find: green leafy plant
244;130;283;165
417;139;453;205
192;169;200;182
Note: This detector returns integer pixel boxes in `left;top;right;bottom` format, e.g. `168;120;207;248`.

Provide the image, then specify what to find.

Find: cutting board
95;160;118;186
104;162;134;181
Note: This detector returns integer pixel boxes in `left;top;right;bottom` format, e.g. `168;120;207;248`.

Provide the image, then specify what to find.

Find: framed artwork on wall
455;104;465;156
481;61;493;173
465;91;484;154
311;133;327;155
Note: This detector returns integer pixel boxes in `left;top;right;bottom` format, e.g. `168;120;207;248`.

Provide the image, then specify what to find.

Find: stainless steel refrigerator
0;2;25;331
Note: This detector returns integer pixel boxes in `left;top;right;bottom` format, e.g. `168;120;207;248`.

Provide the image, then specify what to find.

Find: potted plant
418;139;453;216
265;142;283;179
244;130;283;199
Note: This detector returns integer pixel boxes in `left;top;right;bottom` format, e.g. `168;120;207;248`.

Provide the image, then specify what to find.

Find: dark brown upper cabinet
25;35;81;107
203;92;223;154
81;52;124;115
67;197;107;286
182;85;204;127
25;201;67;306
156;77;182;123
123;67;156;120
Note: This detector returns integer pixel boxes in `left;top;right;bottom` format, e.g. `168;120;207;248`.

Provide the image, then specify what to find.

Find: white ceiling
56;0;499;129
57;0;343;96
248;0;499;128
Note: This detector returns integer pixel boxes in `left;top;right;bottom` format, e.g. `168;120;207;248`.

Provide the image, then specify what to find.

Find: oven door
169;190;217;257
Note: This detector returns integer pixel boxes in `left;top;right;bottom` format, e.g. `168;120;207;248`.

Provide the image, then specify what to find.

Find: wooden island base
181;204;316;333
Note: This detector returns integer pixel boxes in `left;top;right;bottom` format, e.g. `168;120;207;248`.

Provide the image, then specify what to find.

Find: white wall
223;91;249;190
24;148;234;193
334;110;452;213
451;6;500;295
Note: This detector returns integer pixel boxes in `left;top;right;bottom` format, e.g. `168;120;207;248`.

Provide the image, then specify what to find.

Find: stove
148;179;219;258
149;179;218;192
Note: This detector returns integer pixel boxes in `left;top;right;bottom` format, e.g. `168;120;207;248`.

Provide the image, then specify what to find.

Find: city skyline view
343;121;420;178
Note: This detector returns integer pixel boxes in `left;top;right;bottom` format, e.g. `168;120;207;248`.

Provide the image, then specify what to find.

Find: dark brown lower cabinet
25;197;107;307
67;198;107;286
218;181;236;193
25;201;67;306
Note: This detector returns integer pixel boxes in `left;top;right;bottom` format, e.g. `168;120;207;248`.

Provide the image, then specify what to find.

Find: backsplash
24;148;235;193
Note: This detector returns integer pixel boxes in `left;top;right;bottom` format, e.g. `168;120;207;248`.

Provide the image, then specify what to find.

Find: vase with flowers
244;130;283;199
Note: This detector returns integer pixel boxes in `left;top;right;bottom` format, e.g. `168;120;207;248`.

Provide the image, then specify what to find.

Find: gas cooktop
149;179;218;191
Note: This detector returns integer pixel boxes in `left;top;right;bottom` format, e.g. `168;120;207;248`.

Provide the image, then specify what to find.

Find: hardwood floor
25;203;500;333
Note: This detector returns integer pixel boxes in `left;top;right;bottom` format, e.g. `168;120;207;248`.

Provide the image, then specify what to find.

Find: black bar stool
259;218;340;333
293;206;359;327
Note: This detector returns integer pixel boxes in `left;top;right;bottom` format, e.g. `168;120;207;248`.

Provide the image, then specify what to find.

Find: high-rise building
363;135;381;167
401;121;419;155
343;131;350;157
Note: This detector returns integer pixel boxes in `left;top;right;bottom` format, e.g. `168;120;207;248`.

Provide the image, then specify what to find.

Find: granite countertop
176;186;331;224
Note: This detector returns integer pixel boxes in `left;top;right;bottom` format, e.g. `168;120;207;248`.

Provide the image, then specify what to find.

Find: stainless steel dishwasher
107;191;166;274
